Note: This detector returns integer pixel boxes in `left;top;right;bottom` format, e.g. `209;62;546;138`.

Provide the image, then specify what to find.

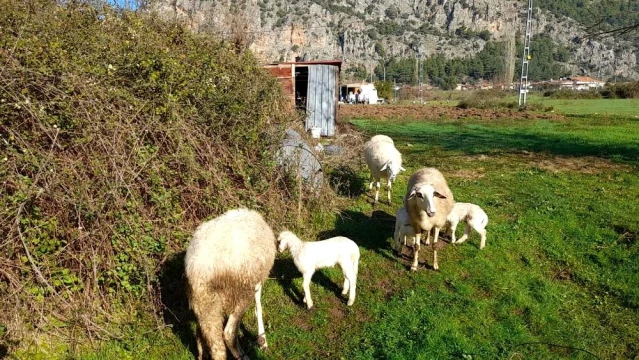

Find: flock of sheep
183;134;489;360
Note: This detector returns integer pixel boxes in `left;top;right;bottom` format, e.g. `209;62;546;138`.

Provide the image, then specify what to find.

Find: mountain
152;0;639;83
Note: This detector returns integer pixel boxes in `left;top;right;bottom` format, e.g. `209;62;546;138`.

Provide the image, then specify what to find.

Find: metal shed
264;60;341;137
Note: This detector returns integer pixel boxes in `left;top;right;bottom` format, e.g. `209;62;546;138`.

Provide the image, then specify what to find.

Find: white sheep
364;135;405;204
393;206;417;254
447;202;488;249
185;208;276;360
277;231;360;309
404;168;455;271
370;134;394;144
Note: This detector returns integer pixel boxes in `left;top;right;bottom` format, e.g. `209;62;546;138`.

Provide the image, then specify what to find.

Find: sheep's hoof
257;334;267;349
410;265;418;271
433;264;439;271
347;300;354;306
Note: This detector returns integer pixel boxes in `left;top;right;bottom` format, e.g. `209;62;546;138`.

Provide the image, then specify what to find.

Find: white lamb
277;231;360;309
447;202;488;249
393;206;417;254
364;135;405;204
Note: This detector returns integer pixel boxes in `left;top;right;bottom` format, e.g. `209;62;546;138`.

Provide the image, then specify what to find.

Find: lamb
277;231;360;309
393;206;417;254
404;168;455;271
447;202;488;249
185;208;276;360
364;135;405;204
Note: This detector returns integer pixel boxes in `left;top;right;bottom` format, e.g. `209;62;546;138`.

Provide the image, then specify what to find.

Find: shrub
544;89;602;99
0;0;308;344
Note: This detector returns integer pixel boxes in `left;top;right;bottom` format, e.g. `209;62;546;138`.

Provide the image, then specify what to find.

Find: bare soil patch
340;104;564;121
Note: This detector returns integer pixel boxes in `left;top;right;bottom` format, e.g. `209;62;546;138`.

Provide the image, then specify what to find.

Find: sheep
393;206;417;254
364;135;405;204
277;231;359;309
370;134;394;145
404;168;455;271
447;202;488;249
185;208;276;360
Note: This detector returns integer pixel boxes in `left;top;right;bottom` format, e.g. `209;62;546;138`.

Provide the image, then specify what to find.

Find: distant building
264;60;341;137
560;76;605;90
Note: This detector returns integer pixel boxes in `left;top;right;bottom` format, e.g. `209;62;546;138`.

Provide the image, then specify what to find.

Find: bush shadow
327;165;366;198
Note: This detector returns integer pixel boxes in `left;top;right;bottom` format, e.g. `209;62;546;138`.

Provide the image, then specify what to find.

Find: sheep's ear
434;191;447;199
416;191;424;199
407;189;416;200
380;163;389;171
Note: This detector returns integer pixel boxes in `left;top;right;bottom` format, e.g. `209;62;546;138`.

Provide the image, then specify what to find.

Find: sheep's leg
368;174;375;190
254;282;268;349
432;227;440;271
374;181;381;203
342;266;357;306
479;228;487;249
449;219;459;244
302;271;314;309
386;178;392;204
457;223;471;244
195;326;205;360
223;295;252;360
411;232;422;271
194;296;225;360
342;277;350;295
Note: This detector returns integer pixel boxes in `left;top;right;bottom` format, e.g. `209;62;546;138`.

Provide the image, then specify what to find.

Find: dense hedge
0;0;299;342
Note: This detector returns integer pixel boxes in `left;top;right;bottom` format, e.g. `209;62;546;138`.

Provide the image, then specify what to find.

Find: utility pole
518;0;533;107
417;52;423;104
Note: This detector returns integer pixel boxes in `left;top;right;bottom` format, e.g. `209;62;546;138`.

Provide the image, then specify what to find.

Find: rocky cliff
152;0;638;81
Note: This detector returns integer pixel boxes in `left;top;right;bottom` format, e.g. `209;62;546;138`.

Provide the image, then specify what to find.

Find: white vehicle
359;83;379;104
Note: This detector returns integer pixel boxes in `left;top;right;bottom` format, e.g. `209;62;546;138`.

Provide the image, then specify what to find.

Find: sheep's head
277;231;297;253
406;184;447;217
380;161;406;182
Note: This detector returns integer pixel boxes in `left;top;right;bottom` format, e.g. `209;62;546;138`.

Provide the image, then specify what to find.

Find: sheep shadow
157;252;198;358
318;209;396;261
271;257;347;308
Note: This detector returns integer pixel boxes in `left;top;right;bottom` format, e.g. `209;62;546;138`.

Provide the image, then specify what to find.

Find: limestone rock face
152;0;638;80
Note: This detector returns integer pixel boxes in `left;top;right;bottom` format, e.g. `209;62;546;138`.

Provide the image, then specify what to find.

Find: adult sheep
404;168;454;271
185;208;276;360
364;135;405;204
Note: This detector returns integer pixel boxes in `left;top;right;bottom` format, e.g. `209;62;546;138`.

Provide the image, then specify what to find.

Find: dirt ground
339;104;565;121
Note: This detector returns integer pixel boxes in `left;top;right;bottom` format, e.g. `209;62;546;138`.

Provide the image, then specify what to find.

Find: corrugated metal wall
306;65;337;137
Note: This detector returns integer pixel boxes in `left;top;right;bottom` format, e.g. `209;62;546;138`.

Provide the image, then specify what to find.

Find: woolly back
404;168;454;227
364;141;403;169
185;208;276;291
369;134;394;145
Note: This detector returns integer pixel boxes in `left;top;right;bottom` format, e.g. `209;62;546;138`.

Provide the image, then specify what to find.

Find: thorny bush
0;0;318;347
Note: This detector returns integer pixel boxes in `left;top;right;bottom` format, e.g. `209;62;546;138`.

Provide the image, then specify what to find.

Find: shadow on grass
378;122;639;165
327;165;366;198
318;209;396;261
157;252;197;358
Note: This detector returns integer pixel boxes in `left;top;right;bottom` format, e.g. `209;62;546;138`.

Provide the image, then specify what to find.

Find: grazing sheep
447;202;488;249
277;231;359;309
393;206;417;253
185;208;276;360
404;168;455;271
364;136;405;204
370;134;394;145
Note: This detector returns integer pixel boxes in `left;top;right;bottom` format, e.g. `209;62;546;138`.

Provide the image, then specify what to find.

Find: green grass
17;112;639;359
527;97;639;116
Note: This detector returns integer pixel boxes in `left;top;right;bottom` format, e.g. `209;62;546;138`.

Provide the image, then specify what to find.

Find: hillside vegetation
0;0;306;349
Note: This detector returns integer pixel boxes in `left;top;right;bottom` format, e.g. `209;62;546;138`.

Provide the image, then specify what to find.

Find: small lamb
446;202;488;249
277;231;360;309
364;135;405;204
393;207;417;254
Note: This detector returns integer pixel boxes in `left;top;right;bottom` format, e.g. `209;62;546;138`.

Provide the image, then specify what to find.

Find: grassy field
18;108;639;360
